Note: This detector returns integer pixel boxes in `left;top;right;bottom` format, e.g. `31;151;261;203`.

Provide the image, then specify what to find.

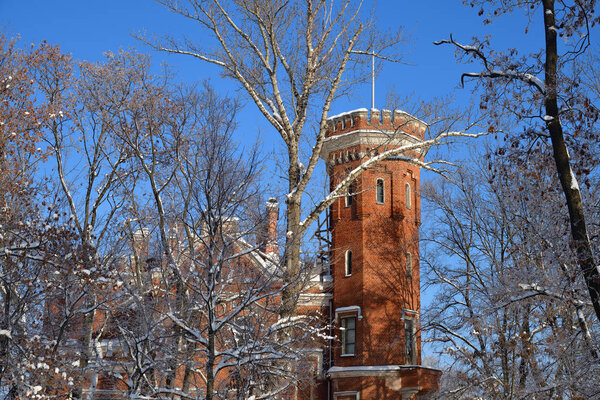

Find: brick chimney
264;198;279;261
132;228;150;259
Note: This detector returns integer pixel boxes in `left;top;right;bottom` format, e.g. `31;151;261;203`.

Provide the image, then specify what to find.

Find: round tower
320;108;441;400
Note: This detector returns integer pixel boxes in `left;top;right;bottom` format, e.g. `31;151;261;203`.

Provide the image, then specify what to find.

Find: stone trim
333;390;360;399
328;365;441;378
401;308;420;319
335;305;362;321
298;292;333;307
320;129;423;160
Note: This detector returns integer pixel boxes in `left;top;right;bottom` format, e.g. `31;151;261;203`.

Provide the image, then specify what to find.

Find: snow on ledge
327;108;369;120
330;365;403;372
335;305;362;320
328;364;442;378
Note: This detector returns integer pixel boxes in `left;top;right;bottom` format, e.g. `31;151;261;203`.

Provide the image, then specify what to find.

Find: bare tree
434;0;600;323
0;33;325;398
0;35;99;400
33;47;152;399
95;63;318;397
145;0;486;320
422;149;600;399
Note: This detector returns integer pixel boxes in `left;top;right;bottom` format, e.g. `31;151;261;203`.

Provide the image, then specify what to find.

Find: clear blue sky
2;0;539;187
1;0;545;361
0;0;542;257
0;0;540;112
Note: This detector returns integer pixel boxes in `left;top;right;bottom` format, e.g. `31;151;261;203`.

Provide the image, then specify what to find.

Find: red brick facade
304;108;441;400
43;108;441;399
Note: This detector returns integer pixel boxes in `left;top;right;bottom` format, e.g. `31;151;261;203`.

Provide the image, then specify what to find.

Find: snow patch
327;108;368;120
334;305;363;320
569;168;579;191
461;44;479;52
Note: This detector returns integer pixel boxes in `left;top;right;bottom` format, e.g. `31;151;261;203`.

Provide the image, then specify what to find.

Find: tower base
328;365;442;400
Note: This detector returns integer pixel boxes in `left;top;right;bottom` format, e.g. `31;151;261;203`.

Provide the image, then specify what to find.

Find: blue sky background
1;0;548;362
2;1;537;194
0;1;545;161
0;0;542;111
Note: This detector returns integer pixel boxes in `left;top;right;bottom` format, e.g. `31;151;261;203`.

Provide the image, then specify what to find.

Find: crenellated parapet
326;108;427;139
320;108;427;163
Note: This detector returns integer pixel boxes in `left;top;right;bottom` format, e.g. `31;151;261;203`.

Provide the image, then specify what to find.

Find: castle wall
320;108;440;400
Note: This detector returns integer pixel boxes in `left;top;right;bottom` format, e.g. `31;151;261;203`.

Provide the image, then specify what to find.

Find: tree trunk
281;158;303;319
73;299;95;400
0;283;10;378
206;329;215;400
542;0;600;323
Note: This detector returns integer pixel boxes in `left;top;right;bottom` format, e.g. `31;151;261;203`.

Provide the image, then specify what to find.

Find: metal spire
372;53;375;110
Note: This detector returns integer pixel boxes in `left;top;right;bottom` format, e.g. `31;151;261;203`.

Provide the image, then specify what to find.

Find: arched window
405;182;412;210
406;252;412;279
345;250;353;276
345;182;354;207
376;179;385;204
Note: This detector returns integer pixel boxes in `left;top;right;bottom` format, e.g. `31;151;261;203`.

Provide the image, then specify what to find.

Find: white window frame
345;172;355;208
376;178;385;204
345;250;353;277
345;186;353;207
404;317;417;365
340;316;357;357
333;391;360;400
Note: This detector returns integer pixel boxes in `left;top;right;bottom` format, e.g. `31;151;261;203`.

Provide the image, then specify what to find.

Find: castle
41;108;441;399
295;108;441;399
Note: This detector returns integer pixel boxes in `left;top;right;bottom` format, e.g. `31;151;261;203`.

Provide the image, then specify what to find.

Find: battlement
320;108;427;161
326;108;427;139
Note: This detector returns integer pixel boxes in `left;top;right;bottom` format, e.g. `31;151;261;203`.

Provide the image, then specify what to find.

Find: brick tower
320;108;441;399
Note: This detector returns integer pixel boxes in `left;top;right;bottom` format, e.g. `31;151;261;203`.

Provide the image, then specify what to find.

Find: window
376;179;384;204
345;182;354;207
345;250;352;276
405;182;412;209
406;252;412;279
404;318;416;364
340;316;356;356
333;392;360;400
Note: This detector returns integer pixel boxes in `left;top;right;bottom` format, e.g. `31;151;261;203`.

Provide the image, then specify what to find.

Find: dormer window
345;250;353;276
376;179;385;204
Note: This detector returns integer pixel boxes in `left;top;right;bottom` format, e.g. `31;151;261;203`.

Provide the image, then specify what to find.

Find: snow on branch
434;34;490;70
461;70;546;95
493;283;591;310
434;35;546;95
298;127;488;234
